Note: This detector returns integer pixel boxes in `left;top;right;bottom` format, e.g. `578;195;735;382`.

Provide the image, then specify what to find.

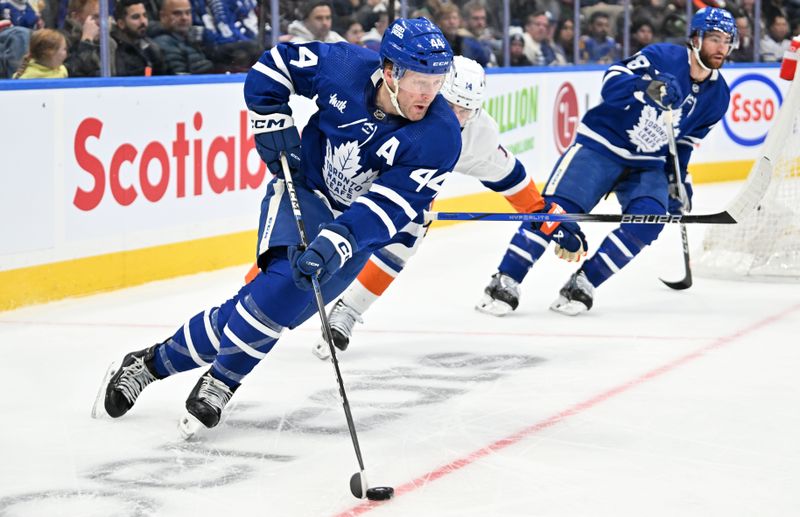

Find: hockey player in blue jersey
96;17;462;437
478;7;738;316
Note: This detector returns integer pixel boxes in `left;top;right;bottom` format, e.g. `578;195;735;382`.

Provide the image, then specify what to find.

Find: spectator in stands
359;9;386;52
760;12;792;61
151;0;213;74
553;17;575;64
579;10;619;64
522;11;562;66
63;0;116;76
0;0;41;28
330;0;359;32
0;21;31;78
191;0;262;72
728;13;754;62
508;31;532;66
659;0;688;45
631;0;670;38
341;16;363;46
435;3;491;67
13;28;68;77
112;0;166;76
629;19;654;54
287;0;345;43
462;0;498;66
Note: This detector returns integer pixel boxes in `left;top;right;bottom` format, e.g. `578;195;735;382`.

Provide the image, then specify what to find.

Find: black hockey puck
366;486;394;501
349;473;394;500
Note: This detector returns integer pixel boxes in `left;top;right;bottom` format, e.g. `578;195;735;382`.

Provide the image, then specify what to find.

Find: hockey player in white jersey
310;56;587;359
479;7;737;316
96;18;463;437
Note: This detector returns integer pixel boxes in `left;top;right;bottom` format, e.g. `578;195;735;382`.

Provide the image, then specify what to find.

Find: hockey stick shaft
424;210;736;224
661;107;693;290
280;153;367;473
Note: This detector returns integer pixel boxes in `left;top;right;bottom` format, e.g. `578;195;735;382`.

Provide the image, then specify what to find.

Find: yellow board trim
0;230;256;311
0;159;755;311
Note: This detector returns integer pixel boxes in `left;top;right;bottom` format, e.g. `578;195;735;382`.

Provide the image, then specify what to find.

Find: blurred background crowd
1;0;799;79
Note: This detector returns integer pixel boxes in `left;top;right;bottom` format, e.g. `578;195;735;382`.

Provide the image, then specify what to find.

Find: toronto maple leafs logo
323;139;379;205
627;106;682;153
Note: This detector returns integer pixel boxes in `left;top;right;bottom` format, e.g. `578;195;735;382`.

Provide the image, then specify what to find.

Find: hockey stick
425;210;736;224
280;154;393;502
424;157;772;226
660;107;693;290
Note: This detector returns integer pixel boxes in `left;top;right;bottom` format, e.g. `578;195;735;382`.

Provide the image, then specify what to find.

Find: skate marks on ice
0;352;543;516
225;352;544;435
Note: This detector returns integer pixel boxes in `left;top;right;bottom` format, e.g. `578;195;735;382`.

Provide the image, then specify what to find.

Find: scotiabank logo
722;74;783;147
553;82;579;154
73;111;266;211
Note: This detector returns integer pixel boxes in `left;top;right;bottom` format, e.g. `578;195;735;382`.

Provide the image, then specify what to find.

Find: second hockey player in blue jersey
478;7;738;316
96;17;462;437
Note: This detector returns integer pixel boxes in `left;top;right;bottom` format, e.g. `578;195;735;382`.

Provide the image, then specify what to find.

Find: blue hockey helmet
690;7;739;49
380;17;453;76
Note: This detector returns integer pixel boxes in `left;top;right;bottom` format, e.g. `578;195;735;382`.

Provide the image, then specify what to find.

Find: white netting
695;75;800;281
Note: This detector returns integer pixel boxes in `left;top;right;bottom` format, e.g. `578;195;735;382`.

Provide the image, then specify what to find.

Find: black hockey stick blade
659;225;693;290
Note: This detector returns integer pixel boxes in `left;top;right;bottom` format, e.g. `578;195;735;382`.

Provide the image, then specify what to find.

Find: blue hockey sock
582;227;646;288
152;307;226;378
498;223;550;283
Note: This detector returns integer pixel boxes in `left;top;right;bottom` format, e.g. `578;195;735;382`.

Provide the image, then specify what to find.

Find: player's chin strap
691;39;712;72
387;70;409;119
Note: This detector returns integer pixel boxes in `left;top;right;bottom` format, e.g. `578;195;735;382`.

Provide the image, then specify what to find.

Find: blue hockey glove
289;223;358;290
643;72;683;110
533;202;588;263
668;174;694;214
250;106;302;177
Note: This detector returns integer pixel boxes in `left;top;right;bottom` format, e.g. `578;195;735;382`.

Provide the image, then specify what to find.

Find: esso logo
553;82;579;153
723;74;783;146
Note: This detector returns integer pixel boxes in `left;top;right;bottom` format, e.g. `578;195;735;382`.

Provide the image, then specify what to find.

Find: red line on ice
333;302;800;517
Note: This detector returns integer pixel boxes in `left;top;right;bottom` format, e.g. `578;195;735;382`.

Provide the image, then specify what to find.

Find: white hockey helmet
440;56;486;111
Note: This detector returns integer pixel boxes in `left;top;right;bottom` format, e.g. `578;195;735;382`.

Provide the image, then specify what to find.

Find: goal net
695;74;800;281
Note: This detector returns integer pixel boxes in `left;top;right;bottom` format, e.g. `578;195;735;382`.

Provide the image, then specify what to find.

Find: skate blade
312;340;331;360
549;296;588;316
475;294;513;317
177;413;205;441
90;361;118;419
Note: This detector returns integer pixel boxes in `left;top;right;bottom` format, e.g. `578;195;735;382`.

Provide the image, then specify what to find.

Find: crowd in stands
2;0;800;79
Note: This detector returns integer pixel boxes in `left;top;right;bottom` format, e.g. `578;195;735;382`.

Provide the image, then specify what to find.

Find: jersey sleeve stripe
270;46;292;83
607;65;633;75
354;196;397;236
252;61;295;95
368;184;417;220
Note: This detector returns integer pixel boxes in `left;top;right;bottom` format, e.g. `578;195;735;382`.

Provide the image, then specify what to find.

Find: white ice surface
1;181;799;517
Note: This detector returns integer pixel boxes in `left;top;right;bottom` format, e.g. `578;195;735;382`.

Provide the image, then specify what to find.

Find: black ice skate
178;369;238;439
550;270;594;316
475;272;520;316
312;299;363;360
99;345;164;418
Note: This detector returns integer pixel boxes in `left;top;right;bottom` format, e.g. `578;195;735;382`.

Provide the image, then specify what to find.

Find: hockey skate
312;299;363;360
550;270;594;316
475;272;520;316
178;369;238;440
94;345;164;419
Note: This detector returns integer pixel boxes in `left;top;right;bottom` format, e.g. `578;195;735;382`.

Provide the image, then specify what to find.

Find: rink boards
0;64;787;309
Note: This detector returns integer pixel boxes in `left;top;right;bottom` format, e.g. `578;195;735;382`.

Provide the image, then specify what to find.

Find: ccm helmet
380;17;453;76
690;7;739;50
